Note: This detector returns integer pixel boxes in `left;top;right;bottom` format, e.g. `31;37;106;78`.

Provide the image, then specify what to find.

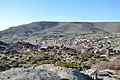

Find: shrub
55;61;81;69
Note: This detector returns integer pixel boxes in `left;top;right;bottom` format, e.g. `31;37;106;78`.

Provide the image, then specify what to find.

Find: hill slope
94;22;120;33
0;21;59;37
0;21;120;43
41;22;106;34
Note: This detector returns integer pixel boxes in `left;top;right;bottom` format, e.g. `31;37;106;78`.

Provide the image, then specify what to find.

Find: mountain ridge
0;21;120;43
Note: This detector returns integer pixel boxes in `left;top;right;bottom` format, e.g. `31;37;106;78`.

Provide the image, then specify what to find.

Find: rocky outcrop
0;41;38;53
0;68;61;80
91;57;120;70
0;64;92;80
35;64;91;80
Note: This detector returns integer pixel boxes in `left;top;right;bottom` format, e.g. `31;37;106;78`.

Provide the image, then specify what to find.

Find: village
37;34;120;56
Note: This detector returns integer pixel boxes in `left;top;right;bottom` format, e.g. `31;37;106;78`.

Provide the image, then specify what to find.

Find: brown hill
0;21;120;43
94;22;120;33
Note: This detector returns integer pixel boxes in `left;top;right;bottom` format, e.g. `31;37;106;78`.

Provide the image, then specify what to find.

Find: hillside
94;22;120;33
41;22;106;34
0;21;59;37
0;21;120;43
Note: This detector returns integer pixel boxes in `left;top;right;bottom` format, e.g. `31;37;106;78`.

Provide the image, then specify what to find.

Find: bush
55;61;81;69
0;56;7;61
38;60;51;65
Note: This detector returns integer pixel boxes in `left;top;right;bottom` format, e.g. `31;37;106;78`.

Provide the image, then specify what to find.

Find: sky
0;0;120;31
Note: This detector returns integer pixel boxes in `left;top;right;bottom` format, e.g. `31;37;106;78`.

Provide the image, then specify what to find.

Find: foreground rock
36;64;91;80
0;68;61;80
0;64;91;80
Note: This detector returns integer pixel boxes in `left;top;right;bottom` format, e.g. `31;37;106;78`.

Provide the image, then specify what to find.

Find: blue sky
0;0;120;31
